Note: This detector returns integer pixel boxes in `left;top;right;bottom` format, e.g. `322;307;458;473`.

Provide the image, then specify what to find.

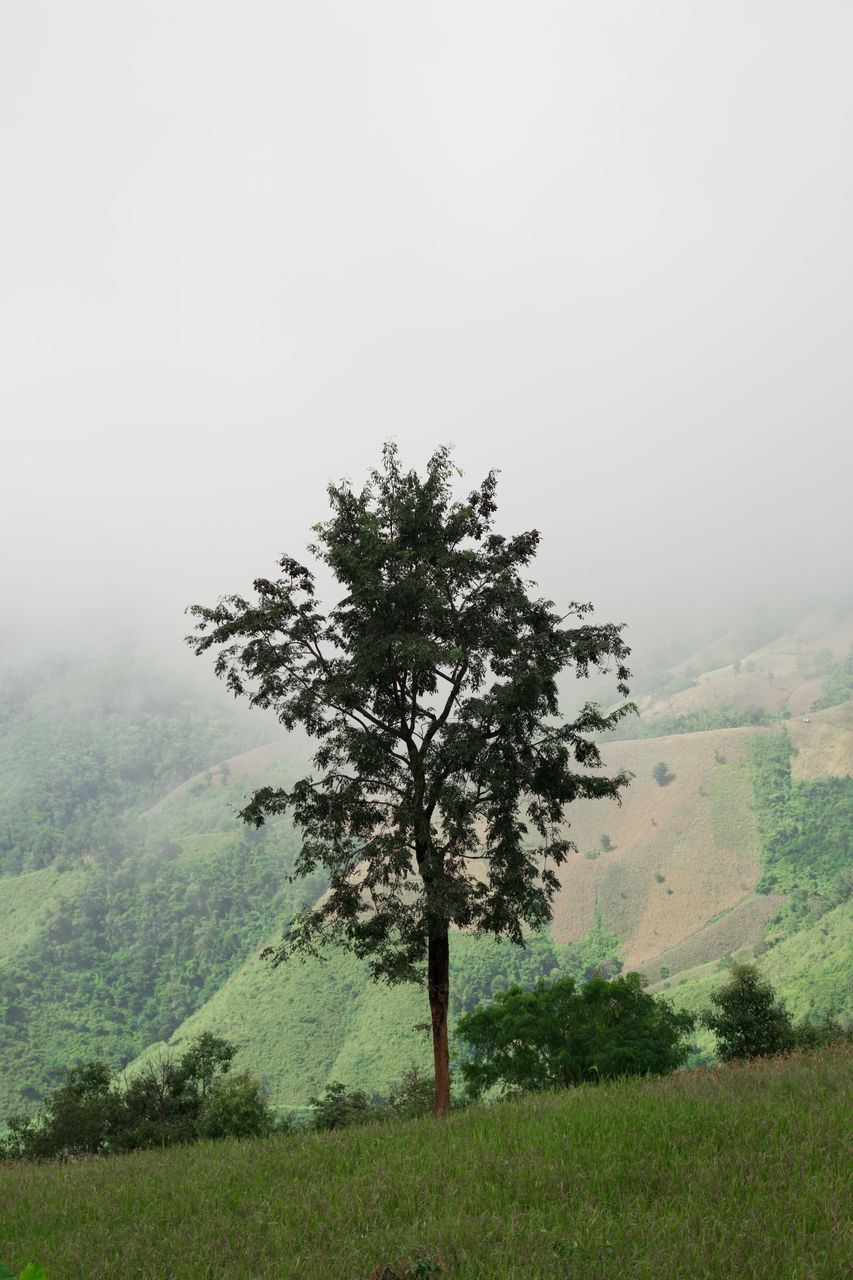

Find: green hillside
0;650;320;1117
1;613;851;1122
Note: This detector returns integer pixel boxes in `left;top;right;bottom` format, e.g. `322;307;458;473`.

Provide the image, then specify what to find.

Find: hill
3;1045;851;1279
1;609;851;1119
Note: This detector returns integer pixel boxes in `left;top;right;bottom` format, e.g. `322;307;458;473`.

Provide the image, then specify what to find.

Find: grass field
2;1044;851;1279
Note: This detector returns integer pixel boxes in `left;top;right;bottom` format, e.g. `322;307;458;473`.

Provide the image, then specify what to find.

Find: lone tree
186;443;634;1116
700;963;796;1062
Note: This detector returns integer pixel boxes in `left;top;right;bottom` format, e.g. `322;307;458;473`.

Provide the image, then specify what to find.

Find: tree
699;963;795;1062
652;761;671;787
31;1060;118;1158
172;1030;237;1100
307;1080;373;1132
186;443;634;1116
198;1072;276;1139
454;972;695;1098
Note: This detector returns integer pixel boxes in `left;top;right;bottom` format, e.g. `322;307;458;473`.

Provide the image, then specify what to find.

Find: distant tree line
606;701;774;742
0;1033;276;1160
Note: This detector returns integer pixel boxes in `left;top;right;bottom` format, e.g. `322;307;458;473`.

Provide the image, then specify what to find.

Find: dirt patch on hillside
549;726;767;973
787;702;853;781
141;739;292;817
638;893;786;983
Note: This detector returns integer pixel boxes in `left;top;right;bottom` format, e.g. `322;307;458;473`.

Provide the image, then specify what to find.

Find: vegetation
0;1262;45;1280
0;650;267;876
699;963;849;1063
1;1045;850;1278
749;731;853;934
811;642;853;710
186;443;633;1115
652;760;671;786
0;1033;275;1160
609;700;773;741
453;972;695;1098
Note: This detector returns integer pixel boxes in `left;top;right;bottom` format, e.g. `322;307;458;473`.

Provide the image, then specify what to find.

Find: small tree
38;1061;119;1158
198;1073;275;1139
187;444;634;1116
454;972;694;1098
699;963;795;1062
307;1080;374;1132
652;761;671;787
173;1030;237;1100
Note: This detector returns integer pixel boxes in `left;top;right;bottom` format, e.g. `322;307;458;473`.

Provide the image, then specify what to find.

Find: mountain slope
1;611;851;1120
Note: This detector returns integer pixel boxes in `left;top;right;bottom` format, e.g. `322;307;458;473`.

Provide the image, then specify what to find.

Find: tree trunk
428;931;451;1117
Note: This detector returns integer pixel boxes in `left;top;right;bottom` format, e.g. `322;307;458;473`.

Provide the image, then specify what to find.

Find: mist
2;2;851;676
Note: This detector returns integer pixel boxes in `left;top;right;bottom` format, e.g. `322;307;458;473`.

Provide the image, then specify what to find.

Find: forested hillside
1;613;852;1120
0;650;323;1116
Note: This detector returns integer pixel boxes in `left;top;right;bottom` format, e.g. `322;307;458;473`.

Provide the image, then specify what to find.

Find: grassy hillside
3;1045;851;1279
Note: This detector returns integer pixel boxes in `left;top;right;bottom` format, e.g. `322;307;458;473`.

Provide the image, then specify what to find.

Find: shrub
198;1073;276;1139
307;1081;374;1132
454;972;695;1099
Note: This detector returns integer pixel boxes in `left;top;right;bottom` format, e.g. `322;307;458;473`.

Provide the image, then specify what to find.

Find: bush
453;972;695;1099
307;1081;374;1132
0;1032;268;1160
652;762;671;787
383;1061;435;1122
198;1073;275;1139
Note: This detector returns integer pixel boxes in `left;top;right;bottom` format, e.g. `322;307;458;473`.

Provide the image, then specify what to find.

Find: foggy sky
3;2;852;666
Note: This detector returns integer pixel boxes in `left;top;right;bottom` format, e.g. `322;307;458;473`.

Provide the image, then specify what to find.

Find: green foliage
306;1080;375;1132
652;761;671;786
1;1047;851;1278
370;1249;450;1279
0;805;320;1113
382;1061;436;1122
599;833;612;851
699;963;795;1062
453;972;695;1099
0;648;320;1116
0;1033;269;1159
699;963;849;1063
610;701;772;741
450;931;561;1016
197;1072;275;1139
0;651;267;876
556;908;622;981
748;730;853;934
810;644;853;709
0;1263;46;1280
187;443;633;1115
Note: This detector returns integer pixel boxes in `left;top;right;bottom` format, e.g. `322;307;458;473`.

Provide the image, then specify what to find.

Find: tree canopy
186;443;634;1114
454;972;695;1098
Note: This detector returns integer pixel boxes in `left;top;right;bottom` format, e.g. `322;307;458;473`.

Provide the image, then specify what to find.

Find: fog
3;2;852;672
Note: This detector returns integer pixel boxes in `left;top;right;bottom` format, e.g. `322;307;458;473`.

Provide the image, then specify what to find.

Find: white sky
2;1;852;664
